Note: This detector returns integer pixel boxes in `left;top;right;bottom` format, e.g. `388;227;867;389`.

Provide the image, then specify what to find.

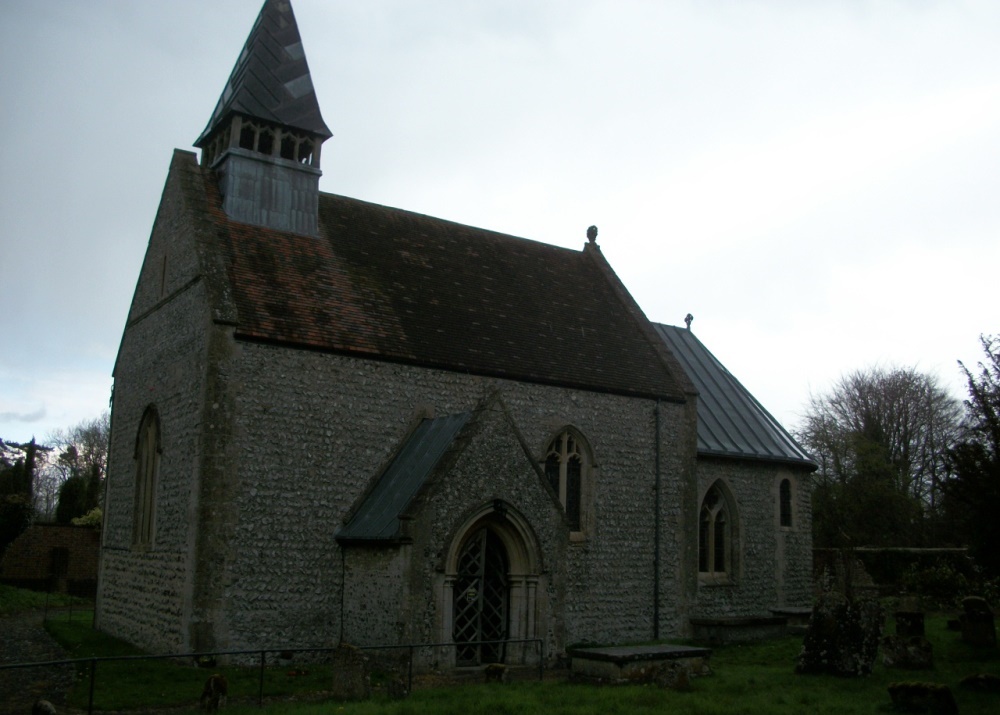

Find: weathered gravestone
881;634;934;670
887;681;959;715
331;644;371;700
959;596;996;647
798;550;884;677
796;593;884;676
959;672;1000;693
895;604;925;638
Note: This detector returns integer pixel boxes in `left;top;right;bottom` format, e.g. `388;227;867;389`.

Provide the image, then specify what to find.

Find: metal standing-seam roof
336;412;473;543
654;324;816;469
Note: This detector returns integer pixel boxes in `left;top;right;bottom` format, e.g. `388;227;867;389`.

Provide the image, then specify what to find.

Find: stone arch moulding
698;478;741;583
540;425;597;538
132;404;162;549
438;500;544;667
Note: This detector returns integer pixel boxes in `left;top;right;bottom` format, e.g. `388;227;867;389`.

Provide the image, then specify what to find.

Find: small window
544;430;591;534
133;407;161;547
779;478;793;528
699;482;735;578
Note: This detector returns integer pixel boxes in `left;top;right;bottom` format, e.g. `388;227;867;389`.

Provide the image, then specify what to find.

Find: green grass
34;609;1000;714
43;610;336;710
0;583;91;615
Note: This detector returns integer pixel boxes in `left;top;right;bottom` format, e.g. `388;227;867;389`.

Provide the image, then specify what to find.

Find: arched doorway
441;502;543;667
453;527;509;664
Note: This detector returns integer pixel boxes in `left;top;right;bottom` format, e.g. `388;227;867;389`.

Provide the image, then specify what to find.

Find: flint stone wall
215;340;695;655
694;458;813;618
96;281;209;653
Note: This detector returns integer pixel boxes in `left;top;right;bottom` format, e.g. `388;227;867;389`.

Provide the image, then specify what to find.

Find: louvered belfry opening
193;0;331;236
452;526;510;666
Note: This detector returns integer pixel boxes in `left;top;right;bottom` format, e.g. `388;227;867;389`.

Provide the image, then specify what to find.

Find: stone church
96;0;815;666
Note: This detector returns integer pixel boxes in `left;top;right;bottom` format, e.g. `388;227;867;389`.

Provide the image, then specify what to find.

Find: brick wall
0;524;100;595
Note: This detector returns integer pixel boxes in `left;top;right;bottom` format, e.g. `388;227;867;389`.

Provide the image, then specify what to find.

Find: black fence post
408;645;414;694
87;658;97;715
258;650;266;707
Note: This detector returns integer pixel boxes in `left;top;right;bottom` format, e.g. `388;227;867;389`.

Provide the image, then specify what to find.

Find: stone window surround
132;405;161;550
542;427;595;542
698;479;740;586
437;501;543;667
778;476;794;530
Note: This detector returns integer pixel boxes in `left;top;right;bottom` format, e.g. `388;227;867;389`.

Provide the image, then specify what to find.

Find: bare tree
47;411;111;520
799;366;962;547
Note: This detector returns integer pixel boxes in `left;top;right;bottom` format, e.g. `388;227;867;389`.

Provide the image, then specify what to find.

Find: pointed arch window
544;430;591;534
699;483;734;579
133;407;161;548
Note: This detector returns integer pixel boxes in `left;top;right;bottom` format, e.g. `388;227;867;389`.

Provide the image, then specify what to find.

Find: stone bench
690;616;789;644
568;644;712;686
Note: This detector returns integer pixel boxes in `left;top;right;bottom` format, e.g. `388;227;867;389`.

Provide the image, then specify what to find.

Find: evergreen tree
0;438;40;553
55;475;90;524
944;335;1000;576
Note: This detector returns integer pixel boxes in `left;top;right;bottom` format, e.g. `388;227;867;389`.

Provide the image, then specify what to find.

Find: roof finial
586;225;598;244
684;313;693;331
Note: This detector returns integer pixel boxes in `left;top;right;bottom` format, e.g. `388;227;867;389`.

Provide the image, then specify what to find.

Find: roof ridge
582;244;695;401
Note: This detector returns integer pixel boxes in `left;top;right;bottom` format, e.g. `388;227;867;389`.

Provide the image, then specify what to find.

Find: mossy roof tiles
177;153;687;401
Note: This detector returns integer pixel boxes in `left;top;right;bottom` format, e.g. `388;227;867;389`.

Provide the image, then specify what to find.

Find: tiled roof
654;324;816;468
179;153;687;401
195;0;331;146
336;412;473;543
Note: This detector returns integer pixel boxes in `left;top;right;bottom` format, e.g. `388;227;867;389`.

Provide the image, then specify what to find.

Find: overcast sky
1;0;998;445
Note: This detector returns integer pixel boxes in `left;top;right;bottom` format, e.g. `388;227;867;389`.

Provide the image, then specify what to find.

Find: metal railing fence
0;637;544;714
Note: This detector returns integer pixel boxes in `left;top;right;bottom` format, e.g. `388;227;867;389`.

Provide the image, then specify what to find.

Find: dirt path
0;610;75;715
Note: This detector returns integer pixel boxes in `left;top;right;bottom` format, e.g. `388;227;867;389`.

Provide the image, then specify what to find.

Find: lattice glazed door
452;527;509;665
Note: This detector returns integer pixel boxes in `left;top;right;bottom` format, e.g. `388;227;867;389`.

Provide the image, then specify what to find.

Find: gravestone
959;596;996;647
798;550;884;677
881;635;933;670
796;592;884;676
887;682;958;715
895;611;925;637
331;644;371;700
959;672;1000;693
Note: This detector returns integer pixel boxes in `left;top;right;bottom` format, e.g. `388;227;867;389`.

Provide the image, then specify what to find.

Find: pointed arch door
452;527;509;665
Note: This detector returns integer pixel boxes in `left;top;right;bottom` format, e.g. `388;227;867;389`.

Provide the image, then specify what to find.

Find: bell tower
194;0;332;236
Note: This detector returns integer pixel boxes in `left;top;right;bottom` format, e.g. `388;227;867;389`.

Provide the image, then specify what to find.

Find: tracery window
699;483;733;578
544;430;589;533
133;407;161;548
779;478;793;528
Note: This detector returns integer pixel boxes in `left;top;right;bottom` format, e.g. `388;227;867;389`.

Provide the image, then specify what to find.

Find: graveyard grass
0;583;89;615
39;610;1000;714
